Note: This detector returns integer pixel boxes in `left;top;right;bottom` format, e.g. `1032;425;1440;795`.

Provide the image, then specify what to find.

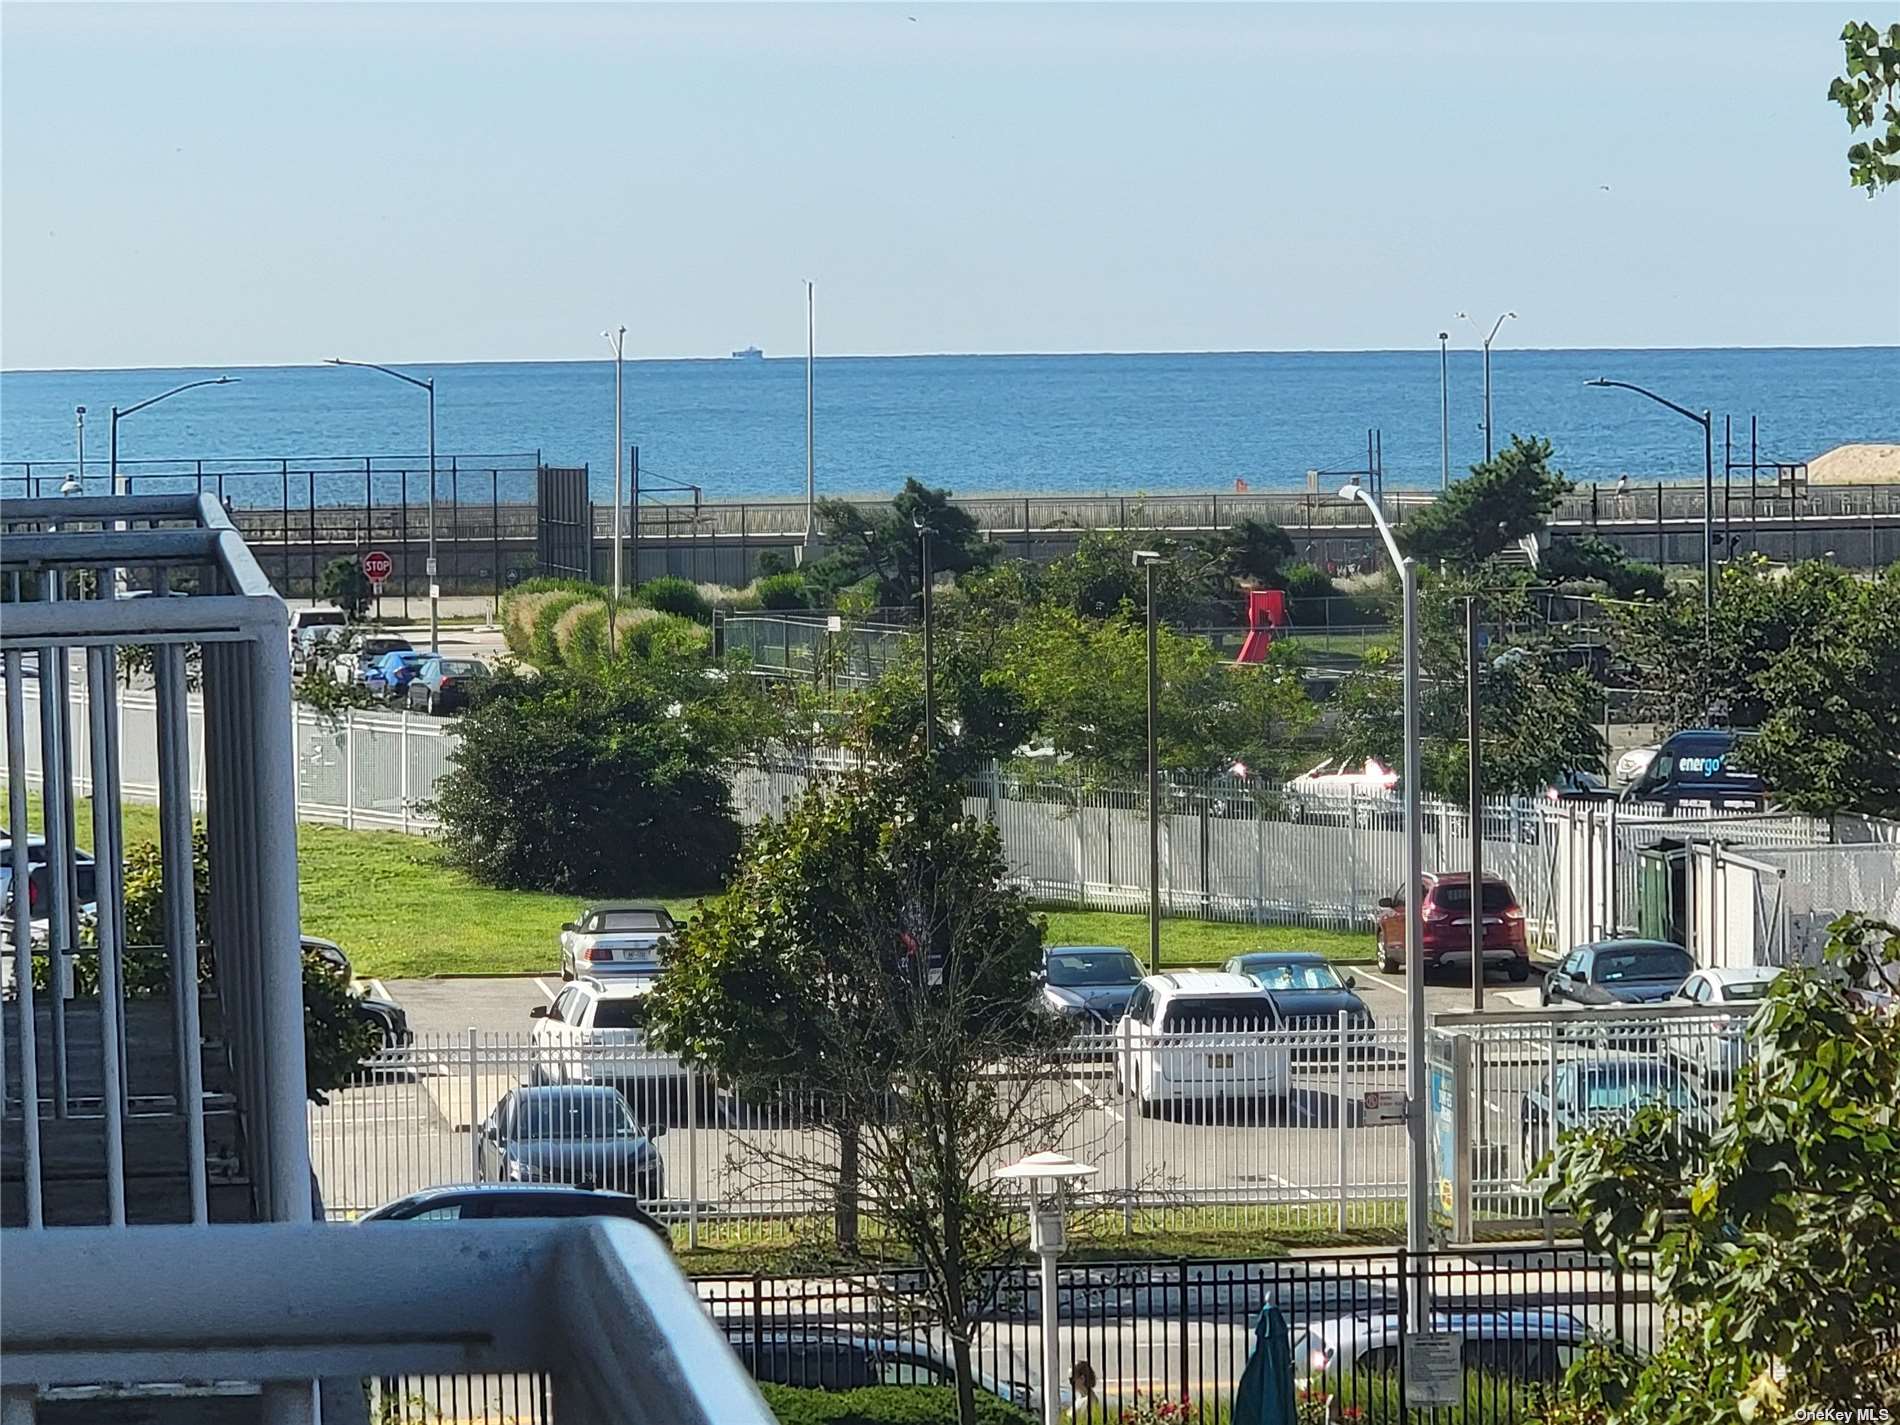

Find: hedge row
761;1384;1033;1425
498;581;712;673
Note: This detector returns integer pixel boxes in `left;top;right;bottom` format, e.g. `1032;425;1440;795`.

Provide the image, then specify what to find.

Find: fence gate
535;464;592;580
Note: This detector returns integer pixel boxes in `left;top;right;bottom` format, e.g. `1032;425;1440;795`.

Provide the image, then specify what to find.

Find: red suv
1373;873;1530;981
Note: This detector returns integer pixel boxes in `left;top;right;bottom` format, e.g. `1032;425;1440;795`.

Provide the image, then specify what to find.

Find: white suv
529;977;688;1109
1111;971;1290;1114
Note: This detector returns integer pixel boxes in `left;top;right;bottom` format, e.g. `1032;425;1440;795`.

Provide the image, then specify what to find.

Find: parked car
475;1084;665;1201
1295;1309;1594;1385
1543;769;1614;802
1373;872;1530;982
1620;728;1767;812
1035;945;1144;1026
530;976;688;1114
1541;939;1693;1008
406;655;489;715
1112;971;1290;1115
356;1183;665;1235
287;604;348;657
292;622;346;675
331;635;413;688
1662;966;1783;1088
1222;952;1374;1047
0;837;98;960
725;1328;1033;1409
368;649;425;700
1520;1054;1696;1170
559;903;679;980
302;934;411;1048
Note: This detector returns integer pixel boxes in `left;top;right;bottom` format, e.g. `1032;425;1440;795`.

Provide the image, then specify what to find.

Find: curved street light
1456;310;1516;460
109;376;239;496
1584;377;1714;651
1334;478;1427;1325
327;358;437;653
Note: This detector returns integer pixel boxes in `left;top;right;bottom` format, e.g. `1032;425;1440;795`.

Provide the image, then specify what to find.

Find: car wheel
1539;980;1552;1007
1508;961;1530;984
1522;1124;1541;1173
1377;942;1395;974
428;692;438;716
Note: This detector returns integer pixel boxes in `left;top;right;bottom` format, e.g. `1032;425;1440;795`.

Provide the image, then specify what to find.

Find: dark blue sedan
1223;951;1375;1049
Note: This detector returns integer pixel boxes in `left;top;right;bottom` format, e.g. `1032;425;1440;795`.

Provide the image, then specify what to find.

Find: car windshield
439;660;487;677
1720;980;1774;1002
590;1001;648;1030
1579;1066;1692;1112
517;1094;635;1138
1595;946;1691;982
1161;997;1276;1031
1245;961;1344;991
1046;950;1142;987
1435;882;1515;913
300;611;346;628
591;910;671;932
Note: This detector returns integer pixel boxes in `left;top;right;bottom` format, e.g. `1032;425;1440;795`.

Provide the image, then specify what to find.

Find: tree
318;556;373;621
1034;527;1228;626
1542;535;1666;601
810;479;995;608
647;757;1084;1425
1608;560;1900;816
1327;571;1605;796
1829;20;1900;194
1201;517;1296;590
1401;436;1573;569
432;663;741;894
1543;914;1900;1421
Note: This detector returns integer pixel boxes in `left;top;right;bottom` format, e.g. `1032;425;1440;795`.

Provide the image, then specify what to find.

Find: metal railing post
687;1065;701;1250
86;647;128;1226
5;652;46;1227
1337;1009;1349;1233
468;1026;481;1182
1122;1019;1135;1234
400;708;411;834
344;711;356;831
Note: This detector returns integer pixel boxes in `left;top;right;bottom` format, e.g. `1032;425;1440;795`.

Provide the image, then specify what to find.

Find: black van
1621;729;1766;812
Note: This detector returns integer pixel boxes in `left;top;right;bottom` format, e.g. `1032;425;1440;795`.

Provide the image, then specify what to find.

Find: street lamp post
603;326;627;605
1438;332;1451;490
1584;378;1714;650
1456;311;1515;461
110;377;239;497
916;518;936;755
1133;550;1168;975
1335;480;1427;1313
327;359;439;653
994;1151;1098;1425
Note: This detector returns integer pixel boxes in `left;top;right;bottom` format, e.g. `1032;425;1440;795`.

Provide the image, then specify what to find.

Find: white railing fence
11;677;455;832
309;1012;1758;1242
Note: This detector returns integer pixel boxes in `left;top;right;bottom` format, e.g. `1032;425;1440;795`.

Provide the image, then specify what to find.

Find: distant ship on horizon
731;345;764;361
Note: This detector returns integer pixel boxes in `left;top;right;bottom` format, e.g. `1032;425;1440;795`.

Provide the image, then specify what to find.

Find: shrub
530;592;588;667
1277;562;1338;624
623;611;711;663
556;602;611;672
500;579;602;658
638;575;712;623
317;556;372;620
757;550;793;577
1543;536;1666;602
757;572;813;610
433;665;740;894
760;1383;1034;1425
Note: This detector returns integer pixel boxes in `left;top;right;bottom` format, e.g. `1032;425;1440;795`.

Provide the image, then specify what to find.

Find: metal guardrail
0;1219;775;1425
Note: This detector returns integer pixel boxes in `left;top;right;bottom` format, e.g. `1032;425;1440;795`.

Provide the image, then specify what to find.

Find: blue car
367;649;426;700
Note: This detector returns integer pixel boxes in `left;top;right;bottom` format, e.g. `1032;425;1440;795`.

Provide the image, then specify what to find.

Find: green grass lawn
11;789;1369;979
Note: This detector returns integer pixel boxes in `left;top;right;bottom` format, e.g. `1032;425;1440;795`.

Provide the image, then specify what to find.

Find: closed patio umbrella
1232;1301;1297;1425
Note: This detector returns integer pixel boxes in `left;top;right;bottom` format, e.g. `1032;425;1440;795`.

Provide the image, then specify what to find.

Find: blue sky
3;2;1894;369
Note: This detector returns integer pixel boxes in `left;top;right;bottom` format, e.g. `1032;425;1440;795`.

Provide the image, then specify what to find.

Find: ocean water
2;347;1895;502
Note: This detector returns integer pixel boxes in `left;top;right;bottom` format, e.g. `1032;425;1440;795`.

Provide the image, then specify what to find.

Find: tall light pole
1438;332;1451;490
1585;378;1714;653
110;377;238;496
1133;550;1169;975
1456;311;1515;461
74;407;87;493
603;327;627;602
916;516;936;755
328;359;438;653
1336;480;1426;1315
804;280;816;547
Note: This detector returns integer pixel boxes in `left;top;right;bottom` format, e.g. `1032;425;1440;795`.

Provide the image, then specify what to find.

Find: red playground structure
1235;589;1289;663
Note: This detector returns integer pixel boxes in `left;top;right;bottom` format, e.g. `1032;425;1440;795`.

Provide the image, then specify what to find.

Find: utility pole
804;280;816;548
603;326;626;654
1134;550;1168;974
1467;596;1485;1014
916;519;935;755
1438;332;1451;489
1458;311;1515;461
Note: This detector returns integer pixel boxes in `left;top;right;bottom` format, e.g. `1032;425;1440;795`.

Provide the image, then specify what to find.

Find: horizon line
6;340;1899;377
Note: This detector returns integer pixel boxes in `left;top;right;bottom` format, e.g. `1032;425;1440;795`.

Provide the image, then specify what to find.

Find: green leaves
1399;435;1573;569
1831;20;1900;193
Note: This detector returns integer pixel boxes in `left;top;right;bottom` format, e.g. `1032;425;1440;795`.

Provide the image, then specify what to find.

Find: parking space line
1358;969;1408;997
533;978;556;1002
1266;1171;1322;1202
1071;1077;1124;1123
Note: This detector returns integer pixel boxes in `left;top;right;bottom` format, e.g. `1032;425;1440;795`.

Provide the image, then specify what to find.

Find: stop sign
361;551;393;586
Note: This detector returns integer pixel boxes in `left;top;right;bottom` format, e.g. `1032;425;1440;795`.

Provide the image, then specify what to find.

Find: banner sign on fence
1403;1332;1464;1405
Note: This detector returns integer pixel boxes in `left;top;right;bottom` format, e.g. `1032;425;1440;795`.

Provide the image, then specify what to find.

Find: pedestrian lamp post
994;1151;1097;1425
1584;378;1715;653
328;358;438;654
1335;478;1428;1313
1132;550;1169;975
